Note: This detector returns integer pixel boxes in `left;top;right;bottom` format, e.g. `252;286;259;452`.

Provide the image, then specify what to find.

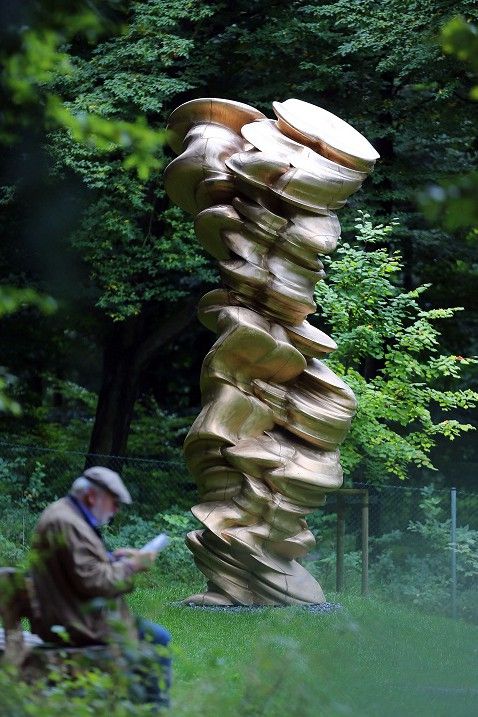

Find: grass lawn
130;583;478;717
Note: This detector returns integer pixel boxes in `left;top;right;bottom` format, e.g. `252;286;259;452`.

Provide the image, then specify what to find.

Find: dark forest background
1;0;478;490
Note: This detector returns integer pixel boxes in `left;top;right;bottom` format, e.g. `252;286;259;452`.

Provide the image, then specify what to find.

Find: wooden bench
0;567;38;667
0;567;169;708
0;567;114;677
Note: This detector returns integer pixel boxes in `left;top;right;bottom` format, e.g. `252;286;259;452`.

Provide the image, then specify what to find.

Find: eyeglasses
98;487;120;510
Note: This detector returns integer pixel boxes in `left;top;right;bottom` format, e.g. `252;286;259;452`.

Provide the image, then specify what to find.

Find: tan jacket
30;497;138;646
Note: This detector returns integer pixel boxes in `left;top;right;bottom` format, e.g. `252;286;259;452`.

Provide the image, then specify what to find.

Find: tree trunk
86;323;141;466
86;296;199;467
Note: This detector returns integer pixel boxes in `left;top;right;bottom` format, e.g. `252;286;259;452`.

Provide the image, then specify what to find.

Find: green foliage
0;534;25;566
454;528;478;579
302;511;352;587
44;0;219;320
1;3;165;179
127;401;192;460
0;457;51;553
64;192;213;319
442;16;478;81
1;0;478;468
370;487;478;621
0;456;52;559
0;370;22;417
42;0;477;322
39;0;476;454
0;644;168;716
421;17;478;233
21;380;103;451
315;213;478;482
0;288;57;415
304;486;478;622
3;28;73;104
47;97;166;180
0;288;57;319
1;380;190;465
48;379;98;413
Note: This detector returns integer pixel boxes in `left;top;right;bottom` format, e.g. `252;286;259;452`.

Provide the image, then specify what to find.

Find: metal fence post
361;490;369;596
450;487;457;620
336;494;345;592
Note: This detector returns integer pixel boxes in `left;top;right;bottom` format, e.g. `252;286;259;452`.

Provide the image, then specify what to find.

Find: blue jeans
137;618;172;708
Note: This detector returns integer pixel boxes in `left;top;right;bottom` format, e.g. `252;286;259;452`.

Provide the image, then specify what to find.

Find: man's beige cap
83;466;132;505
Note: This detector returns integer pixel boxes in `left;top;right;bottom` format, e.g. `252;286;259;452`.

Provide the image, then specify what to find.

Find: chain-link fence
308;486;478;622
0;441;477;621
0;439;192;512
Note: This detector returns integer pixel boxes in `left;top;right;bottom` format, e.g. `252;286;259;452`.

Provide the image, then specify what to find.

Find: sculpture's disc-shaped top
241;119;367;180
167;98;267;154
273;99;379;171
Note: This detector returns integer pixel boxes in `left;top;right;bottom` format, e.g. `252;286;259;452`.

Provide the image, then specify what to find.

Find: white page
140;533;170;554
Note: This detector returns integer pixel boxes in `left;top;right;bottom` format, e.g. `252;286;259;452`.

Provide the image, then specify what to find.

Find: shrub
368;487;478;621
0;641;168;717
315;212;478;483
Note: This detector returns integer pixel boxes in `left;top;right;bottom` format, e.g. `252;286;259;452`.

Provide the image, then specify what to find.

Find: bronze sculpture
165;98;378;605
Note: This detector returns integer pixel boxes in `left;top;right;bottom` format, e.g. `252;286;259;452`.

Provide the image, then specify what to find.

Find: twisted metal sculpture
165;98;378;605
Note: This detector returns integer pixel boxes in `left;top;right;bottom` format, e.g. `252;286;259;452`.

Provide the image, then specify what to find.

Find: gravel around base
174;602;343;613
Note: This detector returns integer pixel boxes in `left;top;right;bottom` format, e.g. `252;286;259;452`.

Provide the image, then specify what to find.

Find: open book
140;533;170;554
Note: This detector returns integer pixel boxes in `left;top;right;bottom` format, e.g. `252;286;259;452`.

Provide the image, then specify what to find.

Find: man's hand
113;548;158;573
112;548;140;559
130;551;156;572
112;547;156;573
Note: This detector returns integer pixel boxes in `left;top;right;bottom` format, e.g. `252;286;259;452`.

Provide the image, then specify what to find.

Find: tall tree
0;0;170;454
4;0;478;461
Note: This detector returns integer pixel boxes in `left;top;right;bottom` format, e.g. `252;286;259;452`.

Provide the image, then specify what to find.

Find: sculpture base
181;591;235;607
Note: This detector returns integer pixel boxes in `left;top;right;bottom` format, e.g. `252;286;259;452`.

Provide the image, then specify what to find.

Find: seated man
30;466;171;704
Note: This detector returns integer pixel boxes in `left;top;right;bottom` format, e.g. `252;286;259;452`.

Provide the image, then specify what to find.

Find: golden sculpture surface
165;97;379;605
